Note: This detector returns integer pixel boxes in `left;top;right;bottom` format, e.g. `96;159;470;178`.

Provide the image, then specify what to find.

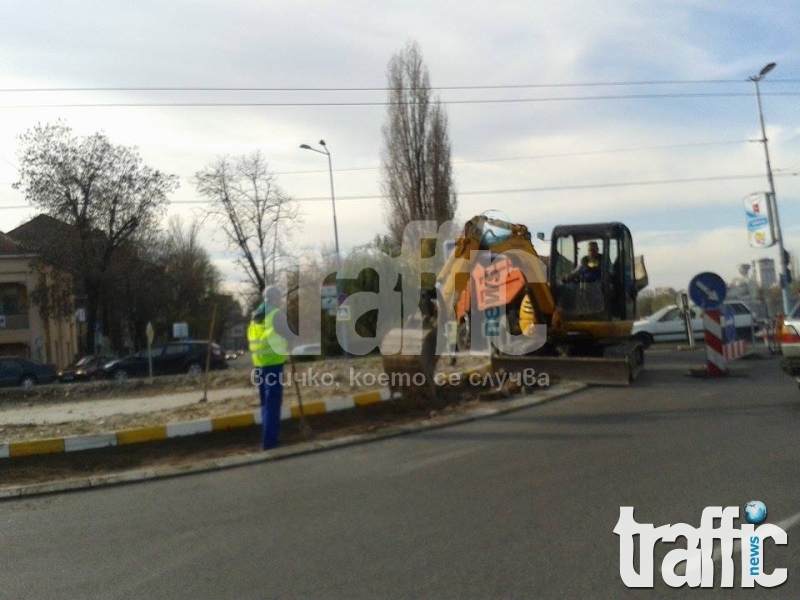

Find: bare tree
195;152;300;295
381;40;457;248
13;122;178;352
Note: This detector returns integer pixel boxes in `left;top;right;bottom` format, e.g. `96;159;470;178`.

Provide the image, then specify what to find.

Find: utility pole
750;61;792;314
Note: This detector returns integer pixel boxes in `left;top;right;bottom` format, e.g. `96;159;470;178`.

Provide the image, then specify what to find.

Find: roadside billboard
744;192;776;248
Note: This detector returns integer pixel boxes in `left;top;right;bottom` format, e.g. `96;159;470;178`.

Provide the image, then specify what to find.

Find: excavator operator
565;241;603;283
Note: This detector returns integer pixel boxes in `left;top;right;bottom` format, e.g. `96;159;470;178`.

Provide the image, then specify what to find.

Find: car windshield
73;356;94;367
660;308;681;321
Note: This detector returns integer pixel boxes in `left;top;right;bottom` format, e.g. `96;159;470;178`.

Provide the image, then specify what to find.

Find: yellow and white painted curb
0;386;399;460
0;379;587;499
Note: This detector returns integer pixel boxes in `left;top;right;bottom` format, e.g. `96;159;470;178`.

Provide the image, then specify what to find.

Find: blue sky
0;0;798;293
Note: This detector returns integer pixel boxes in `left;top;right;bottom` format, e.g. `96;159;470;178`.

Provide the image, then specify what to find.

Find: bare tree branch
194;151;301;296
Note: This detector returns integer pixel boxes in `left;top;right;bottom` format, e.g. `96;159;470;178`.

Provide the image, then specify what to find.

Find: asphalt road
2;348;799;599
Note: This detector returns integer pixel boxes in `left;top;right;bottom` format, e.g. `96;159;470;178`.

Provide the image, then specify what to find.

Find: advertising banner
744;192;776;248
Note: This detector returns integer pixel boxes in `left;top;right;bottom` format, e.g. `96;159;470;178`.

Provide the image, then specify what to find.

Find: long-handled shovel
288;348;314;439
200;303;218;403
285;286;313;439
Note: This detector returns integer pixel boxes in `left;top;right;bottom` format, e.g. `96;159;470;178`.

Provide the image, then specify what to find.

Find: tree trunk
84;291;98;354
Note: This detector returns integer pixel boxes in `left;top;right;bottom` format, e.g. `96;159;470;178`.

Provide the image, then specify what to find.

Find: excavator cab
549;222;647;322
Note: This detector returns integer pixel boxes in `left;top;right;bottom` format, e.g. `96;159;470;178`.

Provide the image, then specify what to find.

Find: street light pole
750;62;792;314
300;140;346;353
300;140;340;256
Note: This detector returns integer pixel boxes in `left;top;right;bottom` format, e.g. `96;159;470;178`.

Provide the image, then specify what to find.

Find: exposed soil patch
0;355;396;407
0;382;521;487
0;354;513;487
0;355;490;442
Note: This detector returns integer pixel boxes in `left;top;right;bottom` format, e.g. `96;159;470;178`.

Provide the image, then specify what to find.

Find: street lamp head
752;62;777;82
299;144;312;150
760;62;777;77
319;139;326;146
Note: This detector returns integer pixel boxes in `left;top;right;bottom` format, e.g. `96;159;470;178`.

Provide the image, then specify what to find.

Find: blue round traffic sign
688;272;727;311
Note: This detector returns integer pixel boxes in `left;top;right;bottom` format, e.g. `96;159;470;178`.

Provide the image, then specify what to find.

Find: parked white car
290;343;322;360
631;305;702;347
631;302;759;347
778;304;800;390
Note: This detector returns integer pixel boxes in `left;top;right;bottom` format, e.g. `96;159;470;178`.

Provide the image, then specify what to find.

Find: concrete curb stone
0;380;587;500
0;387;395;460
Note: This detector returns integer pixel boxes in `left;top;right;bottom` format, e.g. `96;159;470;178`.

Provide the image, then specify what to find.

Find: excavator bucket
491;342;644;386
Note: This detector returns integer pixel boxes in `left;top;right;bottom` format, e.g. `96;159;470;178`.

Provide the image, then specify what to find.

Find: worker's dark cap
253;302;266;318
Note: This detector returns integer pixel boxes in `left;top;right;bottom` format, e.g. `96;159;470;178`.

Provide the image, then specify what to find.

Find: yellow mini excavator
381;212;649;396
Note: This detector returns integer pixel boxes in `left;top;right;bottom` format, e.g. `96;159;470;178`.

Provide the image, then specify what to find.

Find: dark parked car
0;356;57;389
57;354;119;383
102;341;227;381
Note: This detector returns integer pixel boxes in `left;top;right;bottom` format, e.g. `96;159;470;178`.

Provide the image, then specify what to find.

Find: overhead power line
101;171;800;202
0;139;757;185
1;171;794;210
0;156;19;171
1;78;799;93
273;139;755;175
1;92;800;109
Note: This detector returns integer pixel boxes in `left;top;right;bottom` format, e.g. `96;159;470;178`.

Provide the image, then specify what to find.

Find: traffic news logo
614;501;788;588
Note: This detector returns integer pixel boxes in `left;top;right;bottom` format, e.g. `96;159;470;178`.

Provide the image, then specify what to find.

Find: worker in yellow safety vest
248;285;290;449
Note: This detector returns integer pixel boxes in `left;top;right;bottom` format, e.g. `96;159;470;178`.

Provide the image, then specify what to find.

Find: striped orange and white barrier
703;309;727;376
723;339;749;361
720;305;752;361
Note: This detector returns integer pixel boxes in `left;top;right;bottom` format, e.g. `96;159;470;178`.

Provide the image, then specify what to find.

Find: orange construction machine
381;212;649;395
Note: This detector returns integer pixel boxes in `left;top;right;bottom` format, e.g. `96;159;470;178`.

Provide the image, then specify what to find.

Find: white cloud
2;0;800;292
635;226;792;290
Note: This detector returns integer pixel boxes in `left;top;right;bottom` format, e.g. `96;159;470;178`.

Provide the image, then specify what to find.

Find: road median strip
0;379;587;499
0;380;463;460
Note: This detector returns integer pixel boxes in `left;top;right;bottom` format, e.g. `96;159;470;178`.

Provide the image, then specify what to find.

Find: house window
0;284;25;315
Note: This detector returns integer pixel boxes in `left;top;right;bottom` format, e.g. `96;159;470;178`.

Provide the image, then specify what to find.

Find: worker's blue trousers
256;365;284;449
